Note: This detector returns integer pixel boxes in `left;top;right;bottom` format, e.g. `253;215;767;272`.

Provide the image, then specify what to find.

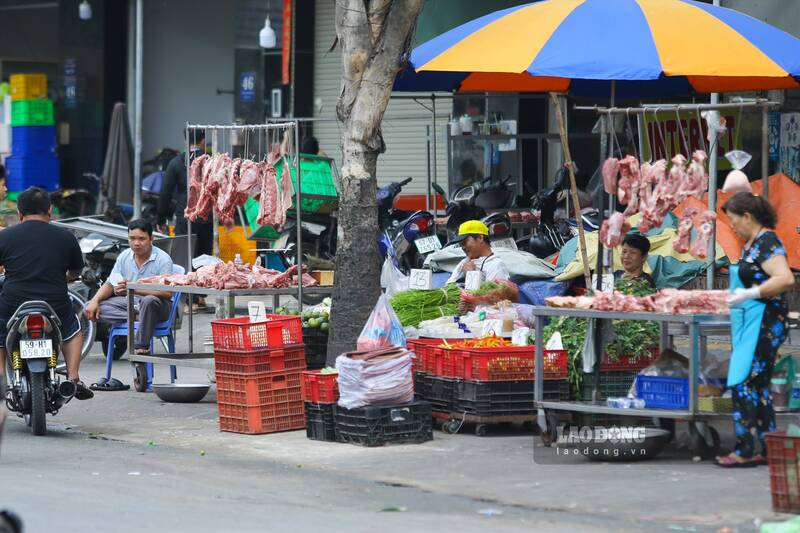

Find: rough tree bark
326;0;424;362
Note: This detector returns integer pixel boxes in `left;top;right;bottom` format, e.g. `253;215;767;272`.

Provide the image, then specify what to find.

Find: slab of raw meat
276;158;294;228
184;154;210;220
616;155;639;205
677;150;708;201
216;157;242;230
673;208;699;254
256;160;279;227
602;158;619;195
689;210;716;260
599;212;631;248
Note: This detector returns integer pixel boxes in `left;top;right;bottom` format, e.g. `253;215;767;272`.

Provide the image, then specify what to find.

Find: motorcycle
432;175;514;242
4;301;77;435
378;178;440;273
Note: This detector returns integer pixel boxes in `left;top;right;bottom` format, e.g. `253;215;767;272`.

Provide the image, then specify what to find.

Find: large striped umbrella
395;0;800;97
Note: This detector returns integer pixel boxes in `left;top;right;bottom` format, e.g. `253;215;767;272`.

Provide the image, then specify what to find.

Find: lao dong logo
557;425;647;445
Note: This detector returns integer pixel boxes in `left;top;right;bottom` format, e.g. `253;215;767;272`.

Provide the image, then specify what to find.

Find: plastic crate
301;370;339;404
333;401;433;447
9;74;47;100
305;402;336;441
4;155;59;192
457;346;567;381
11;125;56;155
599;346;660;372
406;338;455;375
698;396;733;413
211;315;303;352
454;379;569;416
766;432;800;513
636;376;688;409
580;371;638;401
215;370;302;406
419;374;456;412
11;100;54;126
219;409;305;435
214;344;305;374
303;327;328;370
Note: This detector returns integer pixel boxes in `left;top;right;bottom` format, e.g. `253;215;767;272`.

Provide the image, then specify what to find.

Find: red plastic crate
456;346;567;381
211;315;303;352
599;346;660;372
301;370;339;403
215;370;302;406
219;407;306;434
766;432;800;513
214;344;306;374
407;339;455;375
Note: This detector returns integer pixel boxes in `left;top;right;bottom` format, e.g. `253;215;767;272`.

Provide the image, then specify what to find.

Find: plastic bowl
557;426;671;462
152;383;210;403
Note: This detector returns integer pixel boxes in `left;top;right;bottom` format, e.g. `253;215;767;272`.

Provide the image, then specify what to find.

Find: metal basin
152;383;210;403
556;426;671;462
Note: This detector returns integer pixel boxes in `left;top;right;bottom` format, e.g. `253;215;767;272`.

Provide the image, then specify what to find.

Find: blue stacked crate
6;125;59;192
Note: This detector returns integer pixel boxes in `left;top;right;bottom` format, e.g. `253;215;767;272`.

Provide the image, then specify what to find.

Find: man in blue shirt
85;220;174;356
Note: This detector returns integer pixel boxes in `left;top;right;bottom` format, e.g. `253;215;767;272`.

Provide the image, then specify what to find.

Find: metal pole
425;124;431;211
185;124;193;353
707;100;719;289
294;121;303;308
133;0;143;218
763;105;770;199
431;94;438;211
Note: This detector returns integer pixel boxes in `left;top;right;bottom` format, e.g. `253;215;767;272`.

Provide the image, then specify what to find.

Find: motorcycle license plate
20;339;53;359
415;235;441;254
492;237;518;250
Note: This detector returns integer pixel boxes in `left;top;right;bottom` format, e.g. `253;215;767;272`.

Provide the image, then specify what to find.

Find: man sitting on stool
85;220;174;358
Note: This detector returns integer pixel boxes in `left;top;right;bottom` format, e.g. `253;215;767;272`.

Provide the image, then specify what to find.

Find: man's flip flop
90;378;130;392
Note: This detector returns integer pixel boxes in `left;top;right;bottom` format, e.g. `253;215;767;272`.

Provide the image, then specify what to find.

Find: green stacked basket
11;100;54;126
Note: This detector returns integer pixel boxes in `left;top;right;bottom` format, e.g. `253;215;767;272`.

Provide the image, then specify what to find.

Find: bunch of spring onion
389;284;461;328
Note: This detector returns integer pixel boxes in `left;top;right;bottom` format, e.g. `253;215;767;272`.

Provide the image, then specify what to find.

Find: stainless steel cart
125;283;333;389
531;306;731;457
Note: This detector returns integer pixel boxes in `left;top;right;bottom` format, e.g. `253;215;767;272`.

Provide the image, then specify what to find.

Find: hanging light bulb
259;16;277;48
79;0;92;20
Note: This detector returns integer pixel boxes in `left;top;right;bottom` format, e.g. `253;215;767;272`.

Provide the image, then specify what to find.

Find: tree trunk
326;0;423;362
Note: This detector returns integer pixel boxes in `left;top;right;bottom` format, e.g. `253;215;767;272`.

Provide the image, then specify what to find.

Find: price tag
591;274;615;293
408;269;433;290
464;271;484;291
248;301;266;323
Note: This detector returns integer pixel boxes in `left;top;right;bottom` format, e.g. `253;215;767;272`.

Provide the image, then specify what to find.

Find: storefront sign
282;0;292;85
239;71;256;103
64;58;78;109
641;111;740;171
780;113;800;182
769;111;781;161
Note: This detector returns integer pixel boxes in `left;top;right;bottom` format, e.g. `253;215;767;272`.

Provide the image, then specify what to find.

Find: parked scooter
4;301;77;436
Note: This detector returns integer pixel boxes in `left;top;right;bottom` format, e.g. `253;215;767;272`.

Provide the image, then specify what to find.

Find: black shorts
0;305;80;349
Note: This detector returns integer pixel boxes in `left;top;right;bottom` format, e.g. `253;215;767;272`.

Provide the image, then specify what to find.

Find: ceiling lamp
259;16;277;48
79;0;92;20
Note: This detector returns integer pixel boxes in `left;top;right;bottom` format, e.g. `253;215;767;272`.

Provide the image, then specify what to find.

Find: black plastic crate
305;402;336;442
413;371;427;400
421;374;456;413
579;371;637;401
303;327;328;370
453;379;569;417
333;401;433;447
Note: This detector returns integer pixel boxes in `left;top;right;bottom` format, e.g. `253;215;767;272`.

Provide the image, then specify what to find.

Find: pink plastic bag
356;294;406;351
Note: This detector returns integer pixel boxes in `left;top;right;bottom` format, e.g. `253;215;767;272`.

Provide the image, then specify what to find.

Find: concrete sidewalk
40;332;786;532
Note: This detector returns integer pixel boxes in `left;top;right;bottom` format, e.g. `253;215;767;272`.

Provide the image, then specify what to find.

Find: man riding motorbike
0;187;92;400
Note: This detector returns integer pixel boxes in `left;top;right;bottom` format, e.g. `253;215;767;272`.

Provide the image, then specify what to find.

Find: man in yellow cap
446;220;510;285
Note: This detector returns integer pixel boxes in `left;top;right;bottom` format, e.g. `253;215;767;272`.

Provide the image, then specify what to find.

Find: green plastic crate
244;154;338;240
11;100;54;126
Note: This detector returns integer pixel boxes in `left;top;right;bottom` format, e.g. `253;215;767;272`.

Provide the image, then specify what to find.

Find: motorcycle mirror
399;177;412;187
431;183;446;197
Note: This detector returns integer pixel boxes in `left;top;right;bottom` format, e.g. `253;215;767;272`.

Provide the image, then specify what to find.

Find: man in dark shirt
158;131;212;311
0;187;92;399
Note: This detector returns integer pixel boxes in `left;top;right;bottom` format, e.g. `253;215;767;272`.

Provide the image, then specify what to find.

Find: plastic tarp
554;212;727;289
97;103;133;214
424;245;555;280
674;173;800;269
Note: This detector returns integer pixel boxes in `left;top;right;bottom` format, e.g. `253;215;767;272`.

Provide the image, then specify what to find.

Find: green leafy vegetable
470;280;503;296
390;285;461;328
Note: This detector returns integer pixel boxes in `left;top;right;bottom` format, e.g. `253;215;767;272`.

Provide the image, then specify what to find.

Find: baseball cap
450;220;489;244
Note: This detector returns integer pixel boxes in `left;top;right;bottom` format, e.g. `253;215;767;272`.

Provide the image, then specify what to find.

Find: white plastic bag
356;294;406;351
335;353;414;409
380;257;408;297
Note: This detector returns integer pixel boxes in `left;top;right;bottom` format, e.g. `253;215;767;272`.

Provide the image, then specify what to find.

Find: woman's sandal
714;453;759;468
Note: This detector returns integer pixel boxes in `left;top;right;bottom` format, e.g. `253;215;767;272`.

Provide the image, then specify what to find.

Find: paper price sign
408;269;433;290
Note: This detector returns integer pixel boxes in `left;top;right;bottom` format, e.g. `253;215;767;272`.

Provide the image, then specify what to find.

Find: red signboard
282;0;292;85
